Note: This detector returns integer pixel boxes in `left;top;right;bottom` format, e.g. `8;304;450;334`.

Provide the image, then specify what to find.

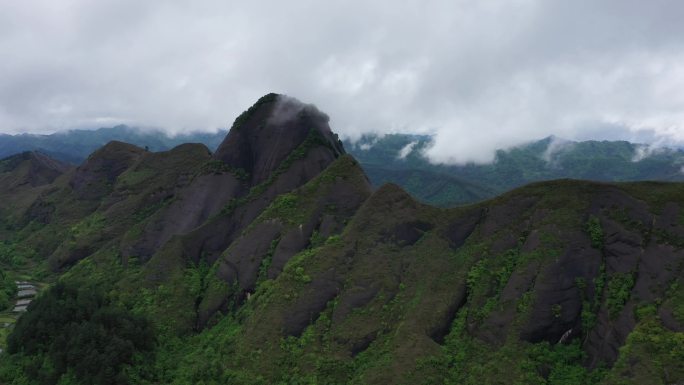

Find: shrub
585;216;604;249
606;273;635;318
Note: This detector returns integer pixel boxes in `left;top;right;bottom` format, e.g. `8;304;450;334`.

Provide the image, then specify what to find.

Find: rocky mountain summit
0;95;682;385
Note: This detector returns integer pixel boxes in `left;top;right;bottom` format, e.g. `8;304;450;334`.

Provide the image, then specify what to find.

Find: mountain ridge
0;125;228;164
2;126;683;208
0;95;682;384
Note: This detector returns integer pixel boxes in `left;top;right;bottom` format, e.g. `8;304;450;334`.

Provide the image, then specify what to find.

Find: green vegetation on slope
3;172;684;384
2;282;155;385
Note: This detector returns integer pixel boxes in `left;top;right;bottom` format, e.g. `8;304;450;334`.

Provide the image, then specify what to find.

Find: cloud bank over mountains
1;0;683;163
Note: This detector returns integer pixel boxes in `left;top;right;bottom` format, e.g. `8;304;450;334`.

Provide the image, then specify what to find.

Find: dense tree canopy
6;282;154;385
0;270;16;311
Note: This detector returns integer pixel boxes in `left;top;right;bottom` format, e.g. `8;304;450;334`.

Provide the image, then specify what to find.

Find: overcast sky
1;0;683;163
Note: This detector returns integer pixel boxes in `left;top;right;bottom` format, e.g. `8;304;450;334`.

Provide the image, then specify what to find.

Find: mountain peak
213;94;345;184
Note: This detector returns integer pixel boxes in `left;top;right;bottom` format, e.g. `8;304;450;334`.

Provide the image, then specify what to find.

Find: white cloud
542;136;574;163
1;0;684;162
397;141;418;160
632;144;666;162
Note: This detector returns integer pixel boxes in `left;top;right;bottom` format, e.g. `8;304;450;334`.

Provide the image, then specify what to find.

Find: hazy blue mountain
2;127;682;208
345;134;684;206
0;125;228;164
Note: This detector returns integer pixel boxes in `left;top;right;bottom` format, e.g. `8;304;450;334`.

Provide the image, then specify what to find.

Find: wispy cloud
542;136;574;163
397;141;418;160
631;144;667;162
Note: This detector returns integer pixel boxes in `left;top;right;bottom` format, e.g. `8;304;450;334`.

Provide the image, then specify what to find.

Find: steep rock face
48;143;212;269
196;155;373;327
516;229;602;345
155;141;341;266
459;184;684;370
127;94;346;263
123;172;244;260
106;95;361;332
227;182;473;383
581;187;684;367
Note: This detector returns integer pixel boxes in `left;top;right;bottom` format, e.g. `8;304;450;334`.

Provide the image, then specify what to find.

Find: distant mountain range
0;125;228;164
1;126;683;208
344;134;684;206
